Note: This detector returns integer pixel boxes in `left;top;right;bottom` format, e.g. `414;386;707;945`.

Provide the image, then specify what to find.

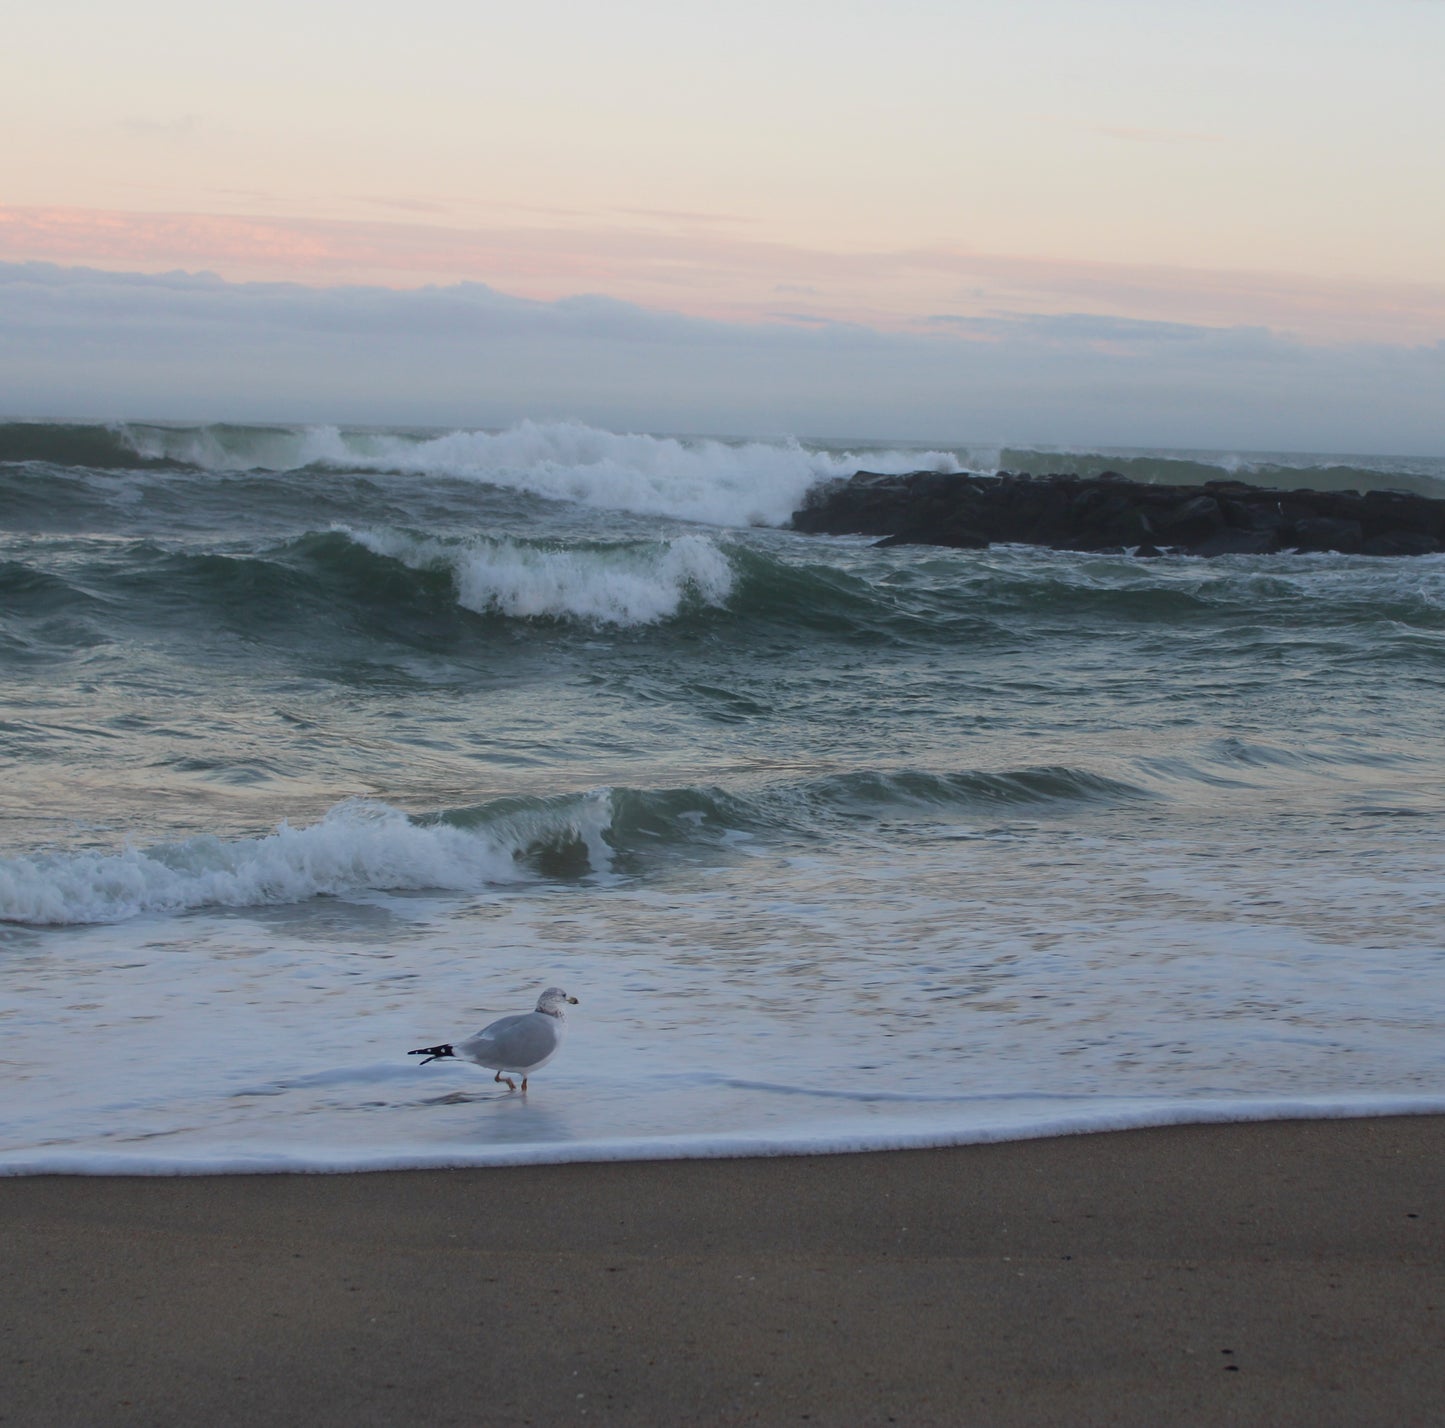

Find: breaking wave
0;767;1153;926
343;528;735;625
5;420;1443;527
0;419;967;527
0;795;615;926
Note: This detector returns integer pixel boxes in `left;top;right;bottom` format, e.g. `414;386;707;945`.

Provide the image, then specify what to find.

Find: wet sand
4;1116;1442;1426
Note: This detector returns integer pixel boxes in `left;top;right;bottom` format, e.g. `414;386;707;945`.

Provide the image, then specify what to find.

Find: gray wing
459;1011;558;1069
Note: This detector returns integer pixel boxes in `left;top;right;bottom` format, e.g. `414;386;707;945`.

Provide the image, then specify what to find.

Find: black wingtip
409;1043;455;1065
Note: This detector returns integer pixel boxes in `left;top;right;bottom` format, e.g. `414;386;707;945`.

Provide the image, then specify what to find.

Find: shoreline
6;1115;1442;1426
7;1093;1445;1178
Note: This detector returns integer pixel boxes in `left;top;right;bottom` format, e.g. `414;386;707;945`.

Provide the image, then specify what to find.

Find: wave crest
120;418;965;527
0;796;617;926
344;528;735;625
0;765;1154;925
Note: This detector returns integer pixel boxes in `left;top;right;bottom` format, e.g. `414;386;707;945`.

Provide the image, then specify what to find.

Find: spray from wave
115;419;967;527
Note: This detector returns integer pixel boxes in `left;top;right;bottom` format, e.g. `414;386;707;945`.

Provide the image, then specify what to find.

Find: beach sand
3;1116;1441;1426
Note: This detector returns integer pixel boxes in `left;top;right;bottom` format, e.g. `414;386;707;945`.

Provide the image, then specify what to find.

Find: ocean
3;417;1444;1173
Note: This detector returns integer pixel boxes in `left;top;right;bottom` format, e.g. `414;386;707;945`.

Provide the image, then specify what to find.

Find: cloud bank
2;261;1442;454
5;204;1443;347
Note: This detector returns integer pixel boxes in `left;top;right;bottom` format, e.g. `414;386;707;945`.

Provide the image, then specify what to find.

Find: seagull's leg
495;1071;517;1092
520;1077;528;1093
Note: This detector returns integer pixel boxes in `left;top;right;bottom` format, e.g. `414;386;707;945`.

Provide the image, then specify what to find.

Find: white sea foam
349;528;735;625
122;419;966;527
6;1096;1445;1177
0;799;547;926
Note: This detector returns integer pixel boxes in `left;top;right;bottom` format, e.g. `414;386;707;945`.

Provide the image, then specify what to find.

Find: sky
3;0;1443;451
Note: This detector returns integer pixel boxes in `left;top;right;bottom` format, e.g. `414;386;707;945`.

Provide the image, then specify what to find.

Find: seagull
409;987;579;1092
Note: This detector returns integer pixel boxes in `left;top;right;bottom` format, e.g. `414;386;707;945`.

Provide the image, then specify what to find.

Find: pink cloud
1;203;1441;346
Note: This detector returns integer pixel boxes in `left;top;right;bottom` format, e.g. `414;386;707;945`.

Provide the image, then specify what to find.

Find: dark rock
1220;498;1282;533
1288;516;1364;554
1192;529;1280;557
1361;530;1442;556
1153;495;1225;544
789;469;1445;558
1094;503;1155;548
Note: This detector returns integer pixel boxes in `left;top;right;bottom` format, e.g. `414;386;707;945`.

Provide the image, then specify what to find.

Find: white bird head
536;987;579;1015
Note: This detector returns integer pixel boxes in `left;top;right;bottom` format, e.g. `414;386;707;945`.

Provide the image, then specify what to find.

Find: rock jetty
790;470;1445;557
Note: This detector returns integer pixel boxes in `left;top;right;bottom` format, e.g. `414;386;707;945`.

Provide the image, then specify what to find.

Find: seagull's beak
567;995;579;1004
